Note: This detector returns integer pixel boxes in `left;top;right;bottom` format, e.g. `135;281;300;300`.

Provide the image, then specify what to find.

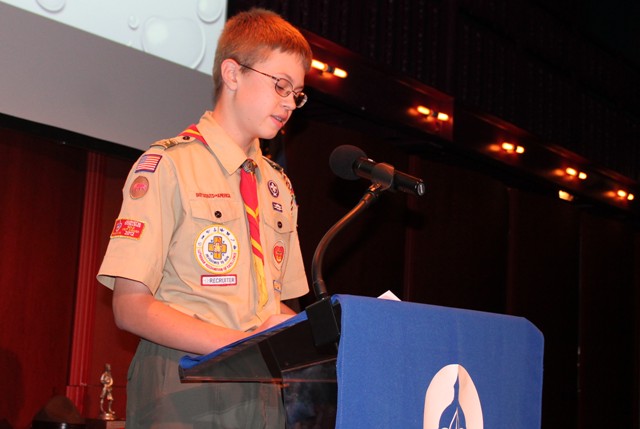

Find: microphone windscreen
329;145;367;180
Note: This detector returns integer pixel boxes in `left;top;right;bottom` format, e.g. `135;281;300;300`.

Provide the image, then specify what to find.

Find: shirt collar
196;111;262;175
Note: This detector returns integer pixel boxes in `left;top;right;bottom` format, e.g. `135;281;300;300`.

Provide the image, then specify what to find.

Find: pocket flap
264;211;294;233
190;199;242;223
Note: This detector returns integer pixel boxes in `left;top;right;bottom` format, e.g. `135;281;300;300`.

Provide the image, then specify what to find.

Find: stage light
436;112;450;121
416;105;449;121
558;190;574;201
311;59;348;78
311;59;326;70
501;142;525;154
332;67;348;78
564;168;587;180
618;190;634;201
417;106;431;116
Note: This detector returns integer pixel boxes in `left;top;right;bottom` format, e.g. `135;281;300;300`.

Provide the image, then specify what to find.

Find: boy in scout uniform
97;8;312;427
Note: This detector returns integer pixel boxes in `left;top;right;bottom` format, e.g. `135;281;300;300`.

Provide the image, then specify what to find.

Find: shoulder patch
135;154;163;173
151;135;198;150
262;157;297;211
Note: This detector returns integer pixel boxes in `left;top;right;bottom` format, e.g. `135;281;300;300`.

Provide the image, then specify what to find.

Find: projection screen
0;1;227;150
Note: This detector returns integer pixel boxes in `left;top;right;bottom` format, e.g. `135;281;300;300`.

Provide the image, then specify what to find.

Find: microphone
329;145;426;197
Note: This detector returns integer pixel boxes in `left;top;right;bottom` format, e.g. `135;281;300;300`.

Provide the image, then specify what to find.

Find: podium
179;295;544;429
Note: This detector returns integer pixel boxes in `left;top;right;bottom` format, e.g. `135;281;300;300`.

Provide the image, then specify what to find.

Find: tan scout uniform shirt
98;112;309;332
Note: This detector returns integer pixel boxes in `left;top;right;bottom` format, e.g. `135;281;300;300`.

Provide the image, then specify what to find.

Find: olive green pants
125;339;285;428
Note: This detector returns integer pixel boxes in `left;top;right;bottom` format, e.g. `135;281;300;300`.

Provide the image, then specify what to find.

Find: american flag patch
135;154;162;173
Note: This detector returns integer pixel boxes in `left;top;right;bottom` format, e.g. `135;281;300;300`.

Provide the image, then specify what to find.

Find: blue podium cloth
180;295;543;429
334;295;543;429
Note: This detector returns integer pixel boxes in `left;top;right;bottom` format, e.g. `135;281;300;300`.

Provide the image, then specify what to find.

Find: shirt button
215;211;222;218
277;221;283;229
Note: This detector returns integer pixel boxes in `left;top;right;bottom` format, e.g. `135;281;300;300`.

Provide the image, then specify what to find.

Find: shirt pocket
264;211;294;275
188;199;245;279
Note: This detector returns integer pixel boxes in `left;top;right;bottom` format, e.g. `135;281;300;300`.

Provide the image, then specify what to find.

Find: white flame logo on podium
424;364;483;429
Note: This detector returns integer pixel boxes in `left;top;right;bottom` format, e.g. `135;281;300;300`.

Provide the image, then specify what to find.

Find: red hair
212;8;312;103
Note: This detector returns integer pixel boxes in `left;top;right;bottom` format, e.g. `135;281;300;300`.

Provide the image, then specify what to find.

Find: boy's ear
220;59;240;90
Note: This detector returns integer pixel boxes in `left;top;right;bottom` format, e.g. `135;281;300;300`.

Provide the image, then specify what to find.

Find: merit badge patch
111;218;145;239
268;180;279;197
129;176;149;199
272;241;285;270
135;154;162;173
194;225;239;274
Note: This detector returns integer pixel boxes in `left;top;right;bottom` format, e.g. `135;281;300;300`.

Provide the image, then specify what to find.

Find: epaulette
150;134;198;150
263;156;284;173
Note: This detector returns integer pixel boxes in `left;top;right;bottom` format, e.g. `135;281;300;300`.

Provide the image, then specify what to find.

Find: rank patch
111;218;145;239
272;202;283;212
129;176;149;199
135;154;162;173
194;225;239;274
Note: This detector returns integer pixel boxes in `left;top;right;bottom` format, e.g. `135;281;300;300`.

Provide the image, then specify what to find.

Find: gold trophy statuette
99;363;116;421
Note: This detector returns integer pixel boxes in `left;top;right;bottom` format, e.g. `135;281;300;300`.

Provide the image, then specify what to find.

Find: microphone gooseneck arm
305;145;424;347
311;183;386;300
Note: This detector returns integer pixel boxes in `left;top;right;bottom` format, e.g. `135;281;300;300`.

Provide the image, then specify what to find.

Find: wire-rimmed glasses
239;63;308;108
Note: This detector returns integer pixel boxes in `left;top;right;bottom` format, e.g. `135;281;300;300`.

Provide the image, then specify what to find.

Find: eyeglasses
239;63;308;108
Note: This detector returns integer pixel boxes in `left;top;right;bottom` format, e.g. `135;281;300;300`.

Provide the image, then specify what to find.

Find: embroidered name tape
201;275;237;286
